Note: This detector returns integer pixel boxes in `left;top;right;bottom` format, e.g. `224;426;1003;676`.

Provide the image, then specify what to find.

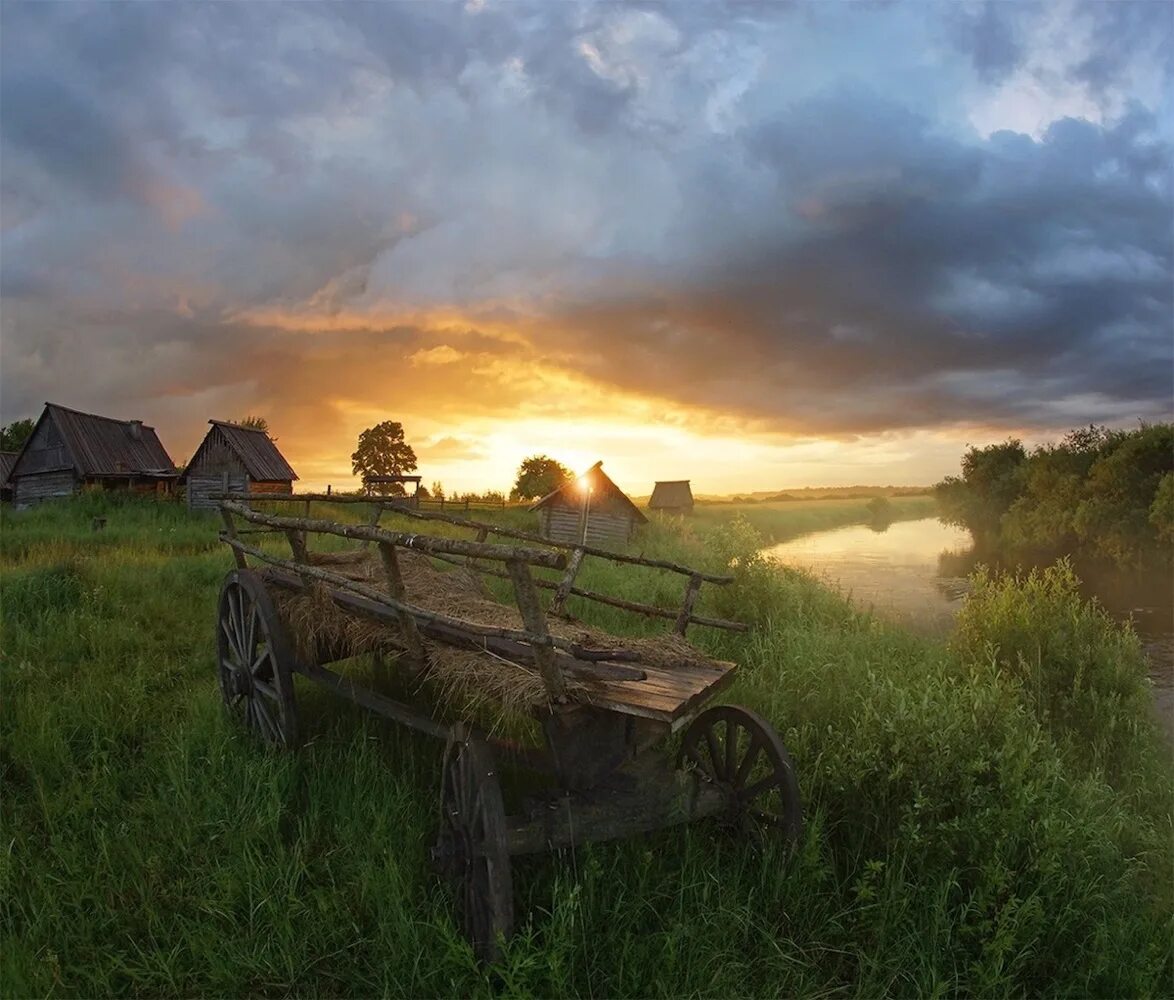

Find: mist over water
764;518;1174;737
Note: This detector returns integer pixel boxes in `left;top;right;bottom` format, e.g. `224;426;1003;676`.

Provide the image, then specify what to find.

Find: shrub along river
764;517;1174;737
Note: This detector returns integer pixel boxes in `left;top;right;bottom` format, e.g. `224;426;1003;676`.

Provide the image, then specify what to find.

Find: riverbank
765;516;1174;740
2;496;1170;996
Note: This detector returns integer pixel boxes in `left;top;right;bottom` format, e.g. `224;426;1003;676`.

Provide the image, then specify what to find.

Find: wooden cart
213;494;802;962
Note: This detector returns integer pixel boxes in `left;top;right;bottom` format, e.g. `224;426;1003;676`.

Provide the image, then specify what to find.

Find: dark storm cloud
539;95;1173;433
947;2;1024;84
0;0;1170;439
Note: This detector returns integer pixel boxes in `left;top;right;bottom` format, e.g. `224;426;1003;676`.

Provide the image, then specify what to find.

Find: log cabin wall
539;497;637;547
14;470;78;506
183;422;296;510
185;431;249;510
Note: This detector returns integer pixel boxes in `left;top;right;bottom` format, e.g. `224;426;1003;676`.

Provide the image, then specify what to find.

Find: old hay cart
213;494;803;962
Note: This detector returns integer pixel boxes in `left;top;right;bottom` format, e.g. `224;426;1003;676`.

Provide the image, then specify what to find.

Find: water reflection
762;518;975;634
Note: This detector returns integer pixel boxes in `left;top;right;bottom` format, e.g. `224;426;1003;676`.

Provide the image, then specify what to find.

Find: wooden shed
648;480;694;515
529;461;647;548
181;420;298;510
8;402;178;507
0;451;17;502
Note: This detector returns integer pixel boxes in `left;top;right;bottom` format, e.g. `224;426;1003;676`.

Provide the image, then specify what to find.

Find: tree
351;421;418;495
0;418;34;452
935;439;1027;543
510;455;572;501
431;481;446;500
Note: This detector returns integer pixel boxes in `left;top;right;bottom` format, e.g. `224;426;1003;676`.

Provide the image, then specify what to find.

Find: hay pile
270;546;715;716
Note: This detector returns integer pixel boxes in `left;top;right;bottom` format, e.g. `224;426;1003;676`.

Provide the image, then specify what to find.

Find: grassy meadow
2;493;1171;997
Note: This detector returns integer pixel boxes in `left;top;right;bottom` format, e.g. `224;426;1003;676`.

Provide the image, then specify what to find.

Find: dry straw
271;547;713;721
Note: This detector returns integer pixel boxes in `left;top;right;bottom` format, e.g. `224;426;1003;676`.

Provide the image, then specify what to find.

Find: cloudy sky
1;1;1170;494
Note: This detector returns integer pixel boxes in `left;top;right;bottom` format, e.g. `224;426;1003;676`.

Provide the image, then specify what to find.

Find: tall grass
2;497;1170;996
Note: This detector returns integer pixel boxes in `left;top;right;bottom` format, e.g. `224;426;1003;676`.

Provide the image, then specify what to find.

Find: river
763;517;1174;736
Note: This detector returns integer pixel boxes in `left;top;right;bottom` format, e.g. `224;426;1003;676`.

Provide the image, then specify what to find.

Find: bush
951;559;1159;788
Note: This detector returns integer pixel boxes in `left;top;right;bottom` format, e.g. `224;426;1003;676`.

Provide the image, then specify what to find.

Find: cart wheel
433;725;513;964
679;705;802;845
216;569;300;748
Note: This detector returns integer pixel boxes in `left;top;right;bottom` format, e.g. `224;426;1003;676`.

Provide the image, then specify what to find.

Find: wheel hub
232;665;253;697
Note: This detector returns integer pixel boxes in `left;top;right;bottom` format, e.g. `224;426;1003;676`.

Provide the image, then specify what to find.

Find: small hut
8;402;178;507
181;419;298;510
529;460;647;547
0;451;18;502
648;480;694;515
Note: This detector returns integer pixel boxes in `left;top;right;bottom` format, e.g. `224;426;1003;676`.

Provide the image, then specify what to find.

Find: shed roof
648;480;694;509
0;451;17;485
23;403;177;477
528;461;648;523
191;420;299;482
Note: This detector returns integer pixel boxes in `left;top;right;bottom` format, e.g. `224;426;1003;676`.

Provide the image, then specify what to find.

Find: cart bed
574;656;736;727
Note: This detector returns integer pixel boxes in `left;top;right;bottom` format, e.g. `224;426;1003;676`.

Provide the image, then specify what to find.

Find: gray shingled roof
648;480;694;509
40;403;177;477
202;420;298;482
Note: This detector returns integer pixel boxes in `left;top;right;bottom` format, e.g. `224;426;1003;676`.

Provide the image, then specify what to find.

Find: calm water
763;518;1174;735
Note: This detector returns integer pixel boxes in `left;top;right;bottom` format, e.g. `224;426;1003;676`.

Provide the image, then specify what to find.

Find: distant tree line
935;423;1174;568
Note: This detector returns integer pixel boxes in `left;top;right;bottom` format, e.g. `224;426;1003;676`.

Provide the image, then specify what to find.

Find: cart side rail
217;501;571;699
218;499;568;569
213;491;733;583
214;493;749;636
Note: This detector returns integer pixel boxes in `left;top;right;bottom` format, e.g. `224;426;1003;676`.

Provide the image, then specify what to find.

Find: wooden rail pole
550;548;585;615
220;508;248;568
506;559;568;702
674;573;704;636
377;542;426;669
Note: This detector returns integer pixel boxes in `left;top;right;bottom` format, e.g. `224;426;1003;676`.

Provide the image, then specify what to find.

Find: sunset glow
1;2;1169;496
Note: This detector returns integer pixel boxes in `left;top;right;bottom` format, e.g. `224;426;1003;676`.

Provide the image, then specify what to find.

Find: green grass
2;495;1170;997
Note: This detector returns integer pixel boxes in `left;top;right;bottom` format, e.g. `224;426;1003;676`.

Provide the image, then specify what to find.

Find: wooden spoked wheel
679;705;802;845
216;569;299;748
433;726;513;964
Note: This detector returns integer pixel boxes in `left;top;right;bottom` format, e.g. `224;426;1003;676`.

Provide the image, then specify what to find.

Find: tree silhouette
510;455;572;501
0;418;35;452
352;421;418;495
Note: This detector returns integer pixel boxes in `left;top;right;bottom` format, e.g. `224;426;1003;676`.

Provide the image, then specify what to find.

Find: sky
1;1;1171;495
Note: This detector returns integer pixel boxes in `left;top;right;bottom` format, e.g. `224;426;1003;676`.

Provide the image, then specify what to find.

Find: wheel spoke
253;695;278;741
227;588;245;658
253;677;279;701
244;601;258;664
237;594;252;663
251;646;273;679
739;772;782;803
732;735;764;789
724;719;738;779
703;725;723;779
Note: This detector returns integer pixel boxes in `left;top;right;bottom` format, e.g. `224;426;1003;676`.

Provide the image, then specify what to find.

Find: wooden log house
8;402;178;507
181;419;298;510
529;461;647;548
